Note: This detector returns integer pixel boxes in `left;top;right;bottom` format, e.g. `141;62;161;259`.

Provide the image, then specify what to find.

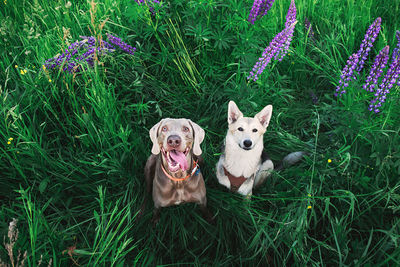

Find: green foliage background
1;0;400;265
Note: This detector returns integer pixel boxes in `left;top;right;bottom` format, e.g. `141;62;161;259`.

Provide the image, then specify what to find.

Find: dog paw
244;193;252;201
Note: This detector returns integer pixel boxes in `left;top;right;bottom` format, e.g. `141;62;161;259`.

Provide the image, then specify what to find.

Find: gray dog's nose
243;139;252;148
167;135;181;148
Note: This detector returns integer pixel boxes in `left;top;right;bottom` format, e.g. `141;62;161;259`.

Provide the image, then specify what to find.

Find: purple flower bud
369;47;400;112
285;0;296;27
336;18;381;97
248;0;276;24
135;0;161;15
248;21;297;81
363;45;389;92
336;53;360;96
44;34;135;74
356;17;381;73
304;17;315;41
275;0;296;61
106;33;136;55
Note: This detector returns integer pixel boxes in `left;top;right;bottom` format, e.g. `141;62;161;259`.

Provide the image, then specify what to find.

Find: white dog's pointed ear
149;120;163;154
228;101;243;124
188;120;205;156
255;105;273;128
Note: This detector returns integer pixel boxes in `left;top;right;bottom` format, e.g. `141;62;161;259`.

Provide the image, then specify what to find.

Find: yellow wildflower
8;137;13;141
49;79;52;82
307;205;312;209
42;65;46;70
327;159;332;163
307;194;311;197
15;65;18;68
7;141;11;145
20;69;24;75
24;69;27;74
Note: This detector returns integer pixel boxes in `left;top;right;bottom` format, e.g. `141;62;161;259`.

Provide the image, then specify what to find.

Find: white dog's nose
243;139;252;148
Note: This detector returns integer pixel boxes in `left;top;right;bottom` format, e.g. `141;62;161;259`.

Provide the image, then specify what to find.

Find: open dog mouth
161;147;190;172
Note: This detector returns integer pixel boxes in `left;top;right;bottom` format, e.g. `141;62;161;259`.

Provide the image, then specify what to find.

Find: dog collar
161;160;199;182
223;167;248;192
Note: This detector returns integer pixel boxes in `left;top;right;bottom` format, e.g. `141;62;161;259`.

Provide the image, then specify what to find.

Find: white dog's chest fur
216;133;274;196
223;138;262;178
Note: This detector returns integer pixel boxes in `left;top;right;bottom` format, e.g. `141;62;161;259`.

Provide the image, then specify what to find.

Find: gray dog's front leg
152;207;161;226
199;204;214;224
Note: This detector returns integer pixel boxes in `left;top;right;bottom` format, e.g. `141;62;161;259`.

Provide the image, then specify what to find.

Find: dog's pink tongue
170;150;188;171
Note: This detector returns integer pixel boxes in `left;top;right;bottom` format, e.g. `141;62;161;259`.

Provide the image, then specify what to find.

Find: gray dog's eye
252;129;258;132
182;126;190;132
238;127;244;131
162;126;168;132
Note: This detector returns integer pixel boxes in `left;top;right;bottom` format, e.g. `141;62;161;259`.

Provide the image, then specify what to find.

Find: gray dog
144;118;212;224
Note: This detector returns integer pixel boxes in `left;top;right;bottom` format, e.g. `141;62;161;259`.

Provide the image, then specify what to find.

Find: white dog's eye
238;127;244;131
162;126;168;132
182;126;190;132
252;129;258;132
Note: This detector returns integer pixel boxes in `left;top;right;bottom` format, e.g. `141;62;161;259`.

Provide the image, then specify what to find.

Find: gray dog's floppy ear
255;105;273;128
149;120;163;154
228;101;243;124
188;120;205;156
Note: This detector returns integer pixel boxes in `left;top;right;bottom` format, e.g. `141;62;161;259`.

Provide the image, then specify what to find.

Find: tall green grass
1;0;399;265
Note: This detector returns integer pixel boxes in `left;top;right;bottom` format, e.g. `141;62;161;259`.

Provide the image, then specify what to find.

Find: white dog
216;101;305;197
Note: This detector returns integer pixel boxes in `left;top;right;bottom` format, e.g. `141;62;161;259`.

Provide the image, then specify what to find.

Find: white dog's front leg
237;178;254;196
216;157;231;189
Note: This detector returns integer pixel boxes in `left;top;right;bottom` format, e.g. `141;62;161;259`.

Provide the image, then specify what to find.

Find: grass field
1;0;400;265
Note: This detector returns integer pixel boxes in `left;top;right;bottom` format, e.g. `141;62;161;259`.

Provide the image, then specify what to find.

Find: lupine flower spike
248;0;276;24
335;53;359;96
363;46;389;92
394;31;400;86
304;17;315;41
44;34;135;73
275;0;296;61
135;0;161;15
369;47;400;113
356;17;382;73
336;17;381;96
247;0;296;81
106;34;136;55
248;21;298;81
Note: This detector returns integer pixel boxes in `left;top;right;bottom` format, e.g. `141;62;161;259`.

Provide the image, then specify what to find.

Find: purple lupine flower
285;0;296;27
248;0;275;24
335;53;359;97
106;33;136;55
248;21;297;81
310;91;318;104
336;18;381;96
363;46;389;92
304;17;315;41
248;0;263;24
135;0;161;14
135;0;160;3
395;31;400;86
356;17;381;73
275;0;296;61
369;50;400;113
44;34;132;74
260;0;275;16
